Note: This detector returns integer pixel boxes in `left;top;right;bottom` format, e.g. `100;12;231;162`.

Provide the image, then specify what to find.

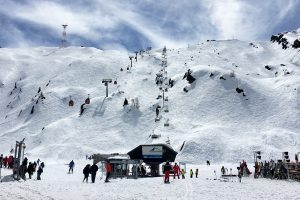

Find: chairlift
69;96;74;106
85;94;90;104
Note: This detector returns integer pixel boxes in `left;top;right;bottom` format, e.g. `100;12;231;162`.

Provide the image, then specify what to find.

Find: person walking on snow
83;164;90;183
69;160;75;174
105;161;112;182
123;98;128;107
173;163;180;179
195;168;199;178
156;106;160;117
90;163;99;183
37;162;45;180
190;169;194;178
80;103;86;116
164;162;172;183
181;169;186;179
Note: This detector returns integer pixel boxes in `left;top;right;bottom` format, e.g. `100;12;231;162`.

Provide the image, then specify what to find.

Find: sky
0;0;299;51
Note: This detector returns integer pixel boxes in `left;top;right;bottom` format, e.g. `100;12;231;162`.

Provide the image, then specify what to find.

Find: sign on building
142;146;163;158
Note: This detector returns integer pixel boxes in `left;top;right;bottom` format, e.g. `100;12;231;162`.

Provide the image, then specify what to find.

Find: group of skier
80;160;111;183
0;154;45;181
19;157;45;180
254;160;288;179
163;162;199;184
0;154;14;169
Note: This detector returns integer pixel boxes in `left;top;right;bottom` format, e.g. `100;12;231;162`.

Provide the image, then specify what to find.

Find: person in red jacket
105;160;112;183
164;162;172;183
173;163;180;179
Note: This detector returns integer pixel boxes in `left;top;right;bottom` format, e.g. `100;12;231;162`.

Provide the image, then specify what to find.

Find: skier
37;162;44;180
173;163;180;179
37;158;40;165
295;154;298;163
123;98;129;107
105;161;111;183
237;167;242;183
27;162;34;179
195;168;199;178
90;163;99;183
254;162;259;178
21;157;28;180
69;160;75;174
82;164;90;183
80;103;86;116
190;169;194;178
156;106;160;117
163;162;172;183
181;169;186;179
206;160;210;166
221;166;225;175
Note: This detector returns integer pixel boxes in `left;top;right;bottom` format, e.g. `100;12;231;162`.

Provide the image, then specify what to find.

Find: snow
0;39;300;162
0;160;299;200
0;34;300;199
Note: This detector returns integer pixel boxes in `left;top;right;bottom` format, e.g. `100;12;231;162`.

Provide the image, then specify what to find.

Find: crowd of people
254;160;288;179
81;160;111;183
0;154;45;181
0;154;14;169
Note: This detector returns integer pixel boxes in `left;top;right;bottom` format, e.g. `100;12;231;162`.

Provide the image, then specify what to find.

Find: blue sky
0;0;299;51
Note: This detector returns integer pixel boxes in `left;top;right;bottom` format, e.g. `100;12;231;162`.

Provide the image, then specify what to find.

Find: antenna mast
61;24;68;48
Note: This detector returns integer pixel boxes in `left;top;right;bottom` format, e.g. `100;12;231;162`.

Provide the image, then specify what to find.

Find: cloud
0;0;299;50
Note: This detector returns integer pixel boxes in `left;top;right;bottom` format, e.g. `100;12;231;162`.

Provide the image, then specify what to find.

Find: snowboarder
105;161;111;183
90;163;99;183
82;164;90;183
80;103;86;116
37;162;44;180
181;169;186;179
195;168;199;178
173;163;180;179
190;169;194;178
123;98;128;107
163;162;172;183
69;160;75;174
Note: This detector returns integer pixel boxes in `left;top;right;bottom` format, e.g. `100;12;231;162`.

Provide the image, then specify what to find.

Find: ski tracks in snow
184;179;194;200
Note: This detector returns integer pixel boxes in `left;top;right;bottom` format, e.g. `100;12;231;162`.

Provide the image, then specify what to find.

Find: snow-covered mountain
1;30;300;163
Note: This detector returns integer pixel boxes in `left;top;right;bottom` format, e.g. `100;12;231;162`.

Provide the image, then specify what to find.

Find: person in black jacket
83;164;90;183
27;162;34;179
164;162;172;183
90;164;99;183
37;162;44;180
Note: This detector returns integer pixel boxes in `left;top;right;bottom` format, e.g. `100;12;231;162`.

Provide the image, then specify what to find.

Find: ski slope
0;160;299;200
0;35;300;163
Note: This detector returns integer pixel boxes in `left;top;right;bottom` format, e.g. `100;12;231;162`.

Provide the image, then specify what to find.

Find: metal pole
17;142;22;180
106;84;108;97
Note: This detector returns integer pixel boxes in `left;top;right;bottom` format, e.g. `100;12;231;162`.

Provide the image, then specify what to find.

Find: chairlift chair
85;94;90;104
69;96;74;106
